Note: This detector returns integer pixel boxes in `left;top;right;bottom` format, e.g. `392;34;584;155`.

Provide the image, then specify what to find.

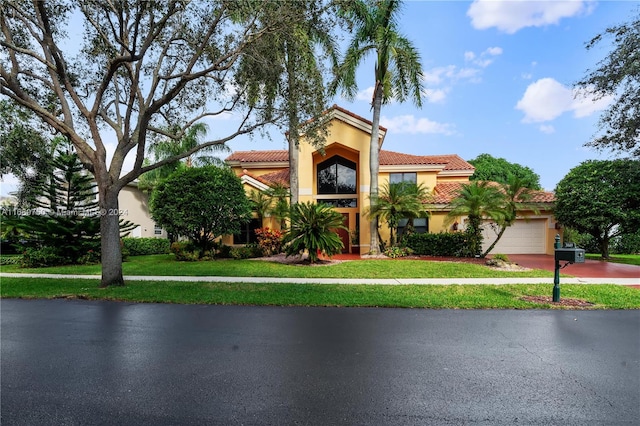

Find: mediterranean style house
222;105;558;255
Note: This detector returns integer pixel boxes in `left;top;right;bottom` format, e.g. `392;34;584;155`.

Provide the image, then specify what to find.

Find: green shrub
170;241;199;261
403;232;467;257
0;255;21;266
612;231;640;254
216;243;233;258
492;253;510;262
384;246;413;258
76;249;101;265
122;237;171;256
255;227;283;256
20;246;69;268
230;246;253;259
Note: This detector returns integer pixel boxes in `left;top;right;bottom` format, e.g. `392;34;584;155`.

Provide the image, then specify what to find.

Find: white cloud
467;0;594;34
465;47;503;68
515;77;613;123
356;86;375;103
424;88;448;103
464;51;476;61
539;124;555;134
381;115;456;136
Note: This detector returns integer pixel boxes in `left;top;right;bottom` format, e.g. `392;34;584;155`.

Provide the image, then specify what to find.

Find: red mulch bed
520;295;595;309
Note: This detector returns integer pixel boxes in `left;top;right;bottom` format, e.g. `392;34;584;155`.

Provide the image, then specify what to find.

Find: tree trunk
600;236;610;259
100;186;125;287
289;137;299;205
369;88;383;255
482;225;507;258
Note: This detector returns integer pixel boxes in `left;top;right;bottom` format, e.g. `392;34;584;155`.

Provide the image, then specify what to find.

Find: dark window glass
318;157;357;194
233;218;261;244
320;198;357;208
397;217;428;239
390;172;417;184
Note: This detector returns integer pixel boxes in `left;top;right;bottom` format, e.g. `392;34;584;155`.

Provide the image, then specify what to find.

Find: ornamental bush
254;227;283;256
403;232;467;257
122;237;171;256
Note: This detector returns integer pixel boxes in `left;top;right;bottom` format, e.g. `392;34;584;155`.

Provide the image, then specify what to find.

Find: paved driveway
2;299;639;425
508;254;640;279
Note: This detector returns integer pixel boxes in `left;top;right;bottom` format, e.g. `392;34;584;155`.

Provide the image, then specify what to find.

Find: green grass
1;277;638;309
1;254;557;279
585;253;640;267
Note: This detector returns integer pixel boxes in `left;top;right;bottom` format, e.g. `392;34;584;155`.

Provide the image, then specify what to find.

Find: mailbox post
553;234;586;302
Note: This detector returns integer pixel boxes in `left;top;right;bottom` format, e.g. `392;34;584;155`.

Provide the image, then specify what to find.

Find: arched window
317;156;357;194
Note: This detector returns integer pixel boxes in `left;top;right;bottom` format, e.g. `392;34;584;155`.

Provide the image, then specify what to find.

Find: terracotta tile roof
226;150;288;163
380;151;474;170
426;182;555;205
428;182;466;204
227;149;474;171
529;190;555;203
242;169;290;188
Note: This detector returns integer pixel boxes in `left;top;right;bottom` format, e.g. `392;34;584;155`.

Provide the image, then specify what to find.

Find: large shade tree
554;159;640;258
468;153;541;190
150;166;252;259
575;12;640;157
1;1;316;286
330;0;424;255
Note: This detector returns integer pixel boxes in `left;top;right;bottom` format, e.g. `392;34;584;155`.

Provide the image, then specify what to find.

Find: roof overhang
240;174;270;191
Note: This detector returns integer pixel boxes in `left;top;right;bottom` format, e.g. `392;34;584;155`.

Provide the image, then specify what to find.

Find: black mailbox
555;245;585;263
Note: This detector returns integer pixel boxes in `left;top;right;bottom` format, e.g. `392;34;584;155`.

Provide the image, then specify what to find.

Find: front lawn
585;254;640;267
1;277;638;309
0;254;557;279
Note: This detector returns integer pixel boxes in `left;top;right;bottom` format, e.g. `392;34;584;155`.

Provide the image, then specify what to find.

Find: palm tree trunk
482;225;507;258
368;85;383;255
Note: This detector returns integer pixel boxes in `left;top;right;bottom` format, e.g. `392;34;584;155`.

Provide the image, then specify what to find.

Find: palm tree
236;1;337;204
446;181;506;257
282;202;347;264
481;175;540;257
331;0;424;254
138;123;227;190
367;181;429;247
248;190;273;226
265;183;291;230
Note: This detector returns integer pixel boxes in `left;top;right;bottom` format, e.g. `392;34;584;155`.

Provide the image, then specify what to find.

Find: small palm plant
282;202;347;264
367;181;430;247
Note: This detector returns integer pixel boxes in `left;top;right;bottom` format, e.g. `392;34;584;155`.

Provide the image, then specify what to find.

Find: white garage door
481;219;546;254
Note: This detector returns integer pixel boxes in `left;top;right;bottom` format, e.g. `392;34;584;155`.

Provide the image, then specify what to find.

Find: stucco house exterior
223;105;558;255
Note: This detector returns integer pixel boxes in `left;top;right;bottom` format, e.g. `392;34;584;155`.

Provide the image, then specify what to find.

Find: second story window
390;172;417;185
317;156;357;194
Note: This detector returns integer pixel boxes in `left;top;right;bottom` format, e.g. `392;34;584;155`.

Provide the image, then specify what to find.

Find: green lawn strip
2;277;638;309
0;255;557;279
585;254;640;267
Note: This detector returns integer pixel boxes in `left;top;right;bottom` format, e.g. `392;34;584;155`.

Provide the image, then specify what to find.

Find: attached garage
481;219;547;254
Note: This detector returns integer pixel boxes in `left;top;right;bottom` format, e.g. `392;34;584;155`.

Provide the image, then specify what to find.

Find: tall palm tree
446;181;506;257
236;1;337;204
367;181;429;247
331;0;424;254
481;175;540;257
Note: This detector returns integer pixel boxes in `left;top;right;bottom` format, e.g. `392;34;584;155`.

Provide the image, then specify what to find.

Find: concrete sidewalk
1;272;638;286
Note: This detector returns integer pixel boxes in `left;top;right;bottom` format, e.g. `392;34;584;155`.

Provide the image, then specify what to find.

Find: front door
336;213;350;254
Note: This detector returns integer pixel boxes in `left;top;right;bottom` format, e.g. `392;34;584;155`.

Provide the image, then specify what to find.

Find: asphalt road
1;299;639;425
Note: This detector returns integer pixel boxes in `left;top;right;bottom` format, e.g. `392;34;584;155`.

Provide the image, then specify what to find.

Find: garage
481;219;547;254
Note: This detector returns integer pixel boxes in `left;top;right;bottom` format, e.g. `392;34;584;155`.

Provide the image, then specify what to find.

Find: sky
1;0;636;197
223;0;636;192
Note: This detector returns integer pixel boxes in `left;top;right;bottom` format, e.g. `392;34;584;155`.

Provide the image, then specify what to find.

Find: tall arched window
317;156;356;194
316;156;357;207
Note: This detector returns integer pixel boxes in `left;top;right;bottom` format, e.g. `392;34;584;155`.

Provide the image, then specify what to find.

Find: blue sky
225;0;635;191
1;0;635;197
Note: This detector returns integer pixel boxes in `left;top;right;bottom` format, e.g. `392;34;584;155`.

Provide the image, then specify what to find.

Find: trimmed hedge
403;232;468;257
122;237;171;256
